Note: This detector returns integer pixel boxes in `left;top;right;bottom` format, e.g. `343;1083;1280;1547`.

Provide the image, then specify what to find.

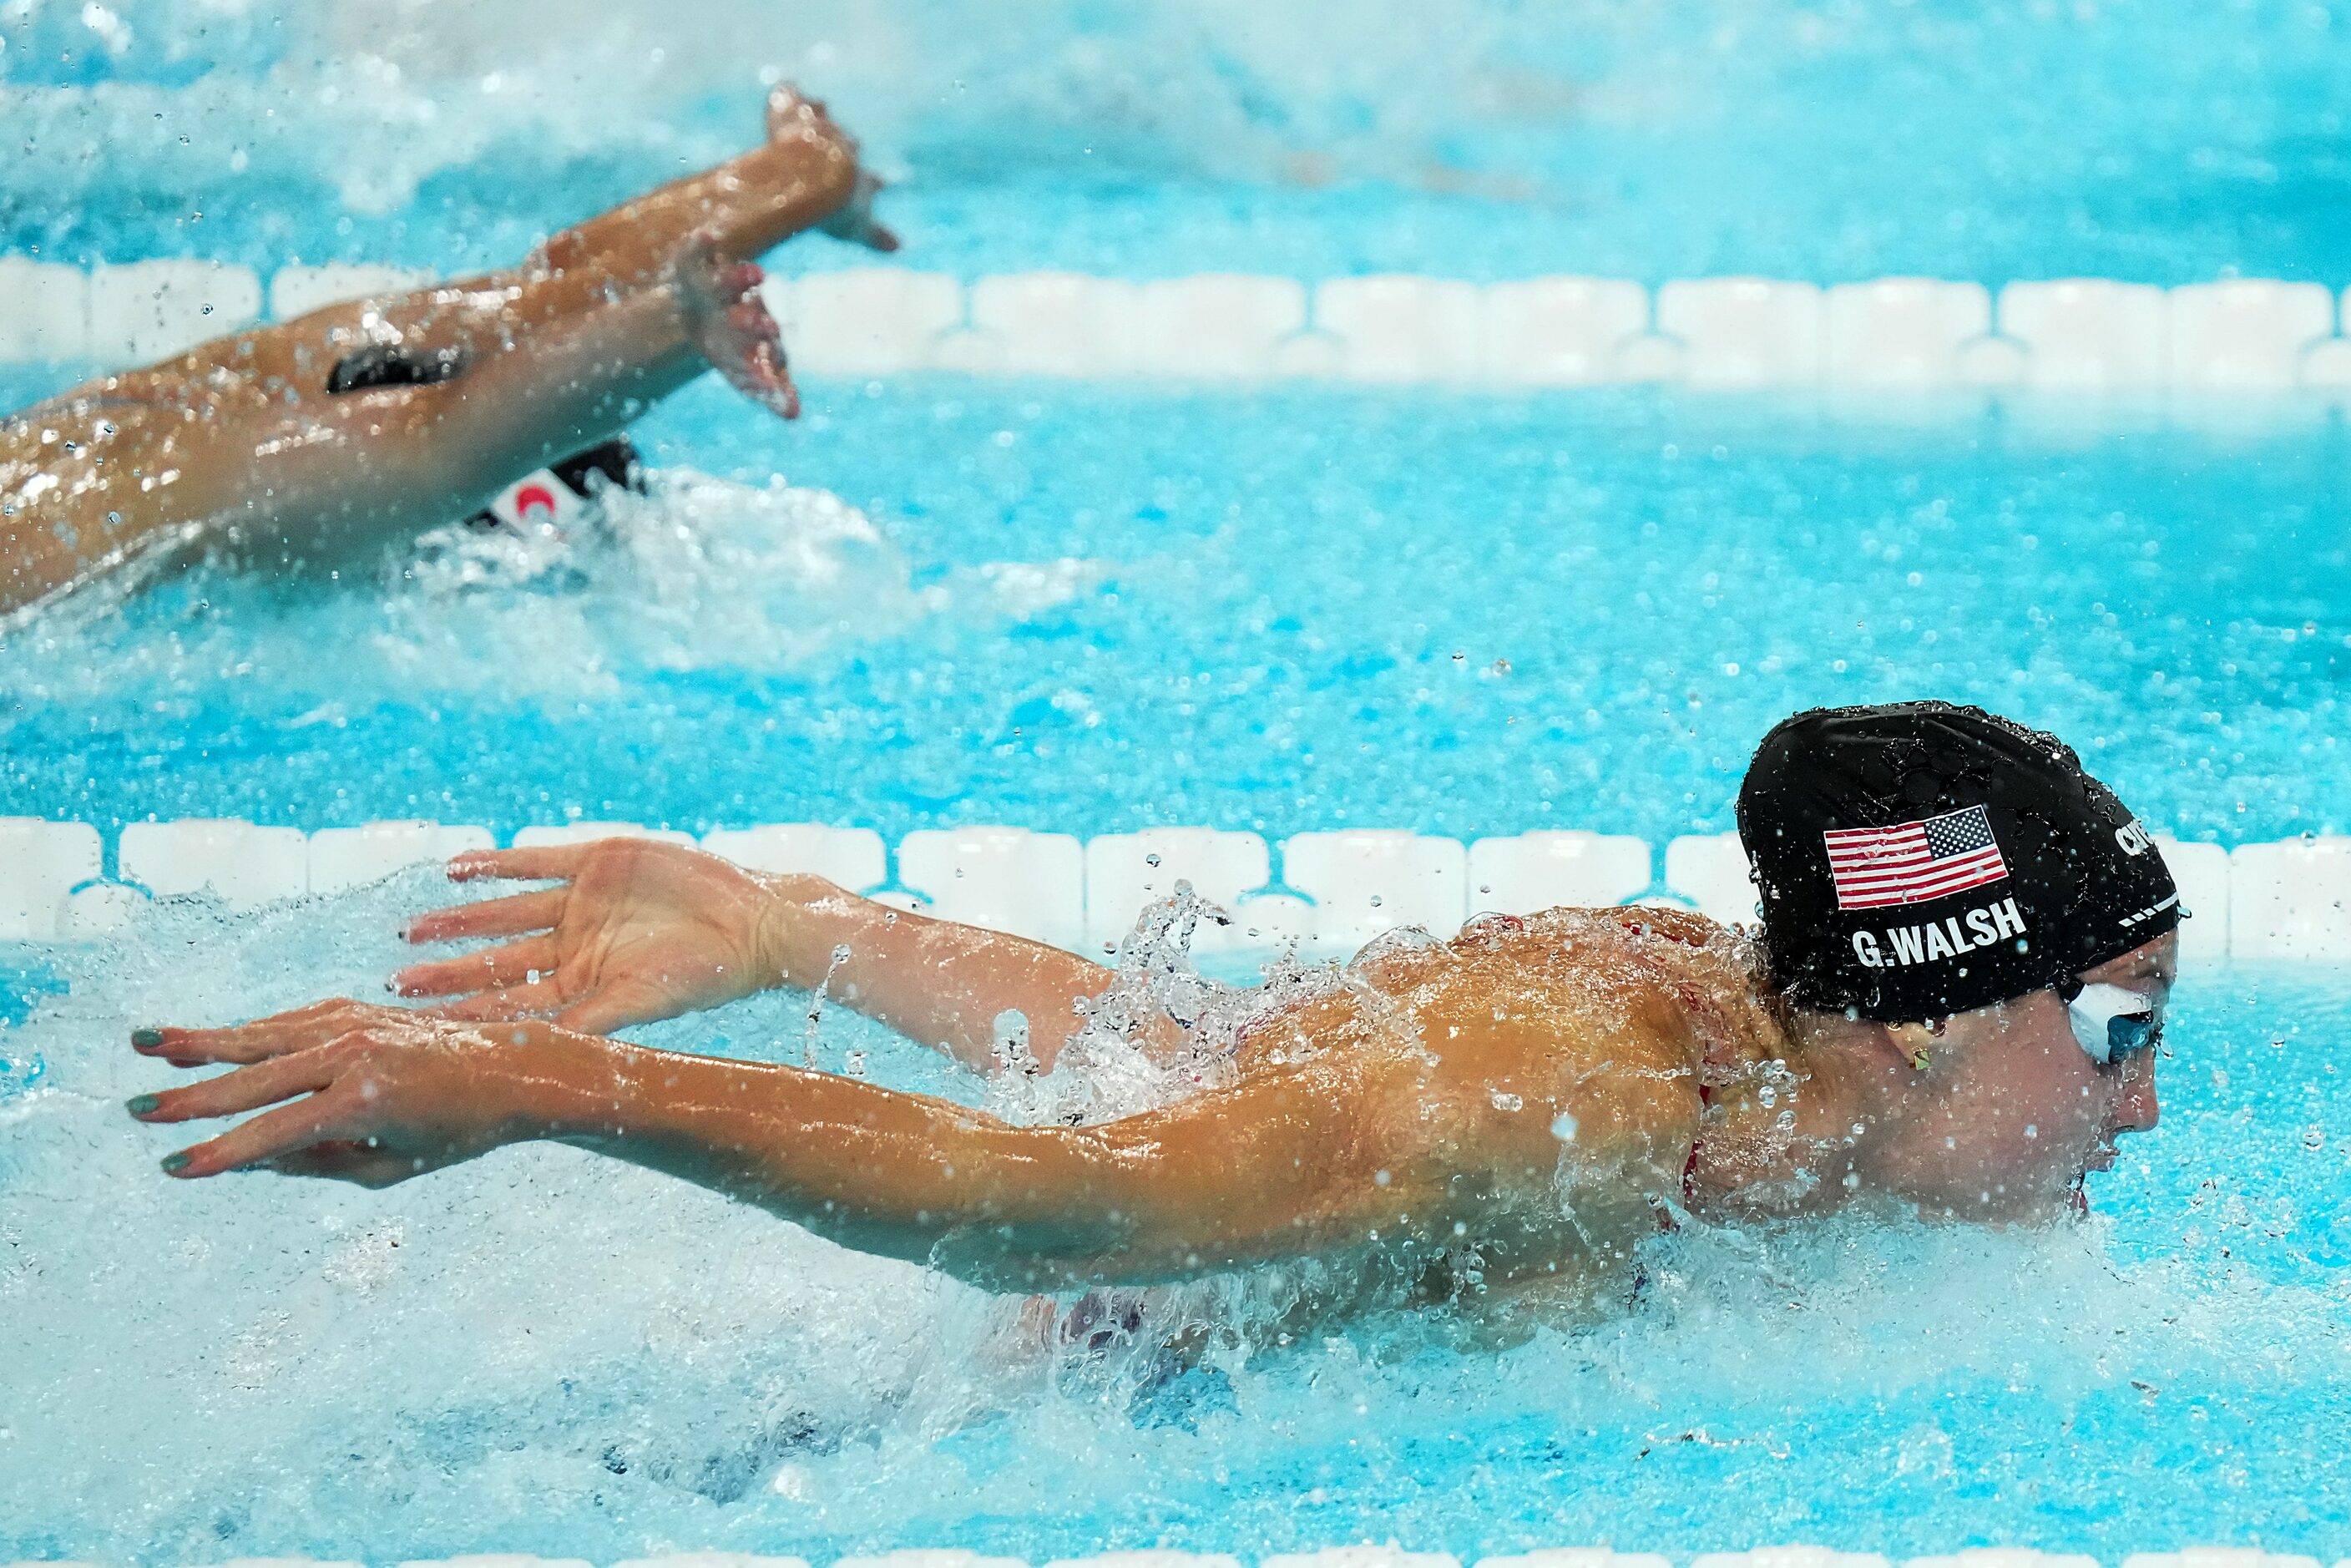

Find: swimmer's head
1737;701;2178;1212
1737;701;2177;1022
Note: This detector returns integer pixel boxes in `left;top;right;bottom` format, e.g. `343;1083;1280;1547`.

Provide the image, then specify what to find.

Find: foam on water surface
0;468;958;708
9;0;2351;282
0;883;2345;1563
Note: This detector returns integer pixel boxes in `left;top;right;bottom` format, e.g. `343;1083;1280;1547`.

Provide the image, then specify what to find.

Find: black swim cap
1737;702;2179;1023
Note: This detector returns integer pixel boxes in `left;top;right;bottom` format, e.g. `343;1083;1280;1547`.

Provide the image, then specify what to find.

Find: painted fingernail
159;1152;190;1174
125;1094;160;1115
131;1028;165;1050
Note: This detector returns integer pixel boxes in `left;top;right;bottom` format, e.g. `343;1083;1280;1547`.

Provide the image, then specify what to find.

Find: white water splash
2;881;2343;1560
981;883;1334;1130
0;469;931;706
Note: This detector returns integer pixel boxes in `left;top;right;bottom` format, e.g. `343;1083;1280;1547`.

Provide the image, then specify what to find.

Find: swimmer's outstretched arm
392;837;1172;1070
0;88;881;613
127;997;1595;1290
213;90;896;551
160;87;883;398
522;87;895;296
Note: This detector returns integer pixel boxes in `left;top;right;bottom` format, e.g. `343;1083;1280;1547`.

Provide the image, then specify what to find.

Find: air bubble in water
991;1009;1034;1075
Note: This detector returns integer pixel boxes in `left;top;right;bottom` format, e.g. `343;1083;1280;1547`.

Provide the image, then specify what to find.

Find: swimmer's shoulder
1448;903;1783;1082
1452;902;1751;994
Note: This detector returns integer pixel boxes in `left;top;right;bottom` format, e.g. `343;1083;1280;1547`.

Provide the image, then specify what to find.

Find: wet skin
125;838;2173;1323
0;87;893;614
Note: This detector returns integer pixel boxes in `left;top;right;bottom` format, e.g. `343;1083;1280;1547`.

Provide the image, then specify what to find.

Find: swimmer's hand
675;232;799;420
766;84;899;254
817;169;899;253
128;1003;584;1185
390;838;795;1035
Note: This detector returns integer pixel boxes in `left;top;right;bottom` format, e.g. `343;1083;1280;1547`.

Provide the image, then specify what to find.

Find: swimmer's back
1219;903;1777;1293
1236;903;1776;1091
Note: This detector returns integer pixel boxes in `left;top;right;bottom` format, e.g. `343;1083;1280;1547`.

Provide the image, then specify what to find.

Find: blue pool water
3;372;2349;851
7;2;2351;1561
8;0;2351;284
0;890;2347;1564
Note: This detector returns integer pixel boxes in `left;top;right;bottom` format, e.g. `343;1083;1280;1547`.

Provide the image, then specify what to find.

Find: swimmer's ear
1885;1020;1941;1076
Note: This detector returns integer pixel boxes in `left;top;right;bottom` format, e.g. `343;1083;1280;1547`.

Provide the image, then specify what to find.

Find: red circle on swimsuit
513;483;559;518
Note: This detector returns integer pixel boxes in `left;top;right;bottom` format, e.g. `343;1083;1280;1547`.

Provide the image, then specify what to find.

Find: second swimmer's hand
674;234;799;420
127;1002;589;1184
391;838;791;1035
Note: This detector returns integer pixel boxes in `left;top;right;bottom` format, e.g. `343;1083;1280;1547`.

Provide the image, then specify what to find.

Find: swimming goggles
2061;980;2164;1065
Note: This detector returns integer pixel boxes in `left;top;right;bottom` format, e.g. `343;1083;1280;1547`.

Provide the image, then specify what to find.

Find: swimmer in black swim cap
1731;700;2177;1213
133;706;2175;1332
0;83;895;613
1740;701;2179;1023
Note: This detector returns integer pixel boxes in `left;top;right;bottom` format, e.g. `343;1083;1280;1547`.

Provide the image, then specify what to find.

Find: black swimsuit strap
324;344;643;524
324;342;473;396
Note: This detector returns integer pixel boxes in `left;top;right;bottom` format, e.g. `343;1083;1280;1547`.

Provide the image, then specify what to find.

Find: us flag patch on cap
1823;803;2010;910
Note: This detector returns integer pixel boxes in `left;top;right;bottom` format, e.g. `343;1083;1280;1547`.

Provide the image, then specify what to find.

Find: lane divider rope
2;818;2340;962
6;259;2351;397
